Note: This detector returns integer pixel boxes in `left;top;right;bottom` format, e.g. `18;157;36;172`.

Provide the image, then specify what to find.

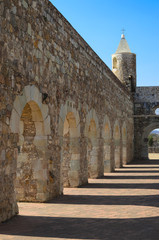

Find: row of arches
59;101;128;191
10;86;129;202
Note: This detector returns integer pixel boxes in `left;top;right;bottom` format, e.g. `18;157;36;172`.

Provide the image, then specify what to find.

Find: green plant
148;135;154;147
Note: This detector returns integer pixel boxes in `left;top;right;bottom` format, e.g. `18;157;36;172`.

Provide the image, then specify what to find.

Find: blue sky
50;0;159;86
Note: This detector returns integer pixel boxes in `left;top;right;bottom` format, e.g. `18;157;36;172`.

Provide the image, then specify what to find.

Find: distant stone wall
134;87;159;103
134;87;159;160
0;0;134;222
148;147;159;153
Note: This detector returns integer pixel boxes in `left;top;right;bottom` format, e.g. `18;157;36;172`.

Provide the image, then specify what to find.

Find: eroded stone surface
0;0;134;222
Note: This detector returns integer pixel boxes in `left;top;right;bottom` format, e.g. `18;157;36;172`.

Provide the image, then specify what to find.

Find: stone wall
134;87;159;159
149;147;159;153
0;0;134;222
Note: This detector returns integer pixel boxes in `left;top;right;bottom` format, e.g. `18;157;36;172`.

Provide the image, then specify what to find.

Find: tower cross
121;28;125;35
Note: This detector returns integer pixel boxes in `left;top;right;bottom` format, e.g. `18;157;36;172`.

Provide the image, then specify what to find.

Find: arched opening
155;108;159;115
122;123;127;164
62;112;80;188
148;128;159;160
113;57;117;69
16;101;48;202
103;119;111;172
113;122;121;168
140;122;159;160
87;119;98;178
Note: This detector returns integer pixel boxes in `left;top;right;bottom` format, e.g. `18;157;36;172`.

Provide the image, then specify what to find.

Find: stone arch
113;120;121;168
10;85;51;202
122;122;127;165
141;122;159;159
85;109;100;178
58;100;80;190
102;115;112;172
10;85;50;135
151;104;159;115
58;100;80;137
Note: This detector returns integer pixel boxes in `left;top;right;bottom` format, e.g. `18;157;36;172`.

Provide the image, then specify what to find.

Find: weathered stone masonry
0;0;134;222
134;87;159;160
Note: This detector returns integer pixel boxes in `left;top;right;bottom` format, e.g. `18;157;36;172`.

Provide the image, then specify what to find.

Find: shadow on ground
1;159;159;239
80;182;159;189
0;215;159;240
102;175;159;179
127;159;159;165
47;194;159;208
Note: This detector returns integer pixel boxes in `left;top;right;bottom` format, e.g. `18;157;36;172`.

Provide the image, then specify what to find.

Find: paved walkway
1;159;159;240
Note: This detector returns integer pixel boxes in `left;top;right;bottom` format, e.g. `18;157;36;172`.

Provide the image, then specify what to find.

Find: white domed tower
112;33;136;92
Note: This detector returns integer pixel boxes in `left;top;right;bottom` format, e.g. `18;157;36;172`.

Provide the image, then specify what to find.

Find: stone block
68;171;79;187
22;0;28;9
41;104;49;120
27;23;31;35
36;193;47;202
30;85;40;104
13;96;24;117
23;85;31;103
10;109;20;133
33;136;47;148
70;159;80;171
44;116;51;135
1;150;6;161
104;160;111;173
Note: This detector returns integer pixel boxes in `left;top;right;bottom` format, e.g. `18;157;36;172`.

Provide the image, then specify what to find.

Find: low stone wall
148;147;159;153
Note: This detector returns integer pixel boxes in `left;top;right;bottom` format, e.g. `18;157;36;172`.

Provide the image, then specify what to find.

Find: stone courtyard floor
1;158;159;240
